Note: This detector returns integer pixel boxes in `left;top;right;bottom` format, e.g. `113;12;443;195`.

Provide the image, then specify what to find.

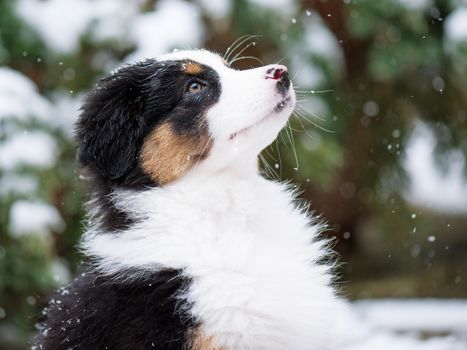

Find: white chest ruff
83;173;342;350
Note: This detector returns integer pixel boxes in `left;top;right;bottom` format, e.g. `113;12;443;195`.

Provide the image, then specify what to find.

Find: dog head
76;49;295;187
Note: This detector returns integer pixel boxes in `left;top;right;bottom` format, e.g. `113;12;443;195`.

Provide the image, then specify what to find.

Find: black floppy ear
76;67;147;180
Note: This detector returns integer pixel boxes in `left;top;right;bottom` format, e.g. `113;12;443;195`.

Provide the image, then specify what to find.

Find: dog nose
266;65;287;80
266;65;290;91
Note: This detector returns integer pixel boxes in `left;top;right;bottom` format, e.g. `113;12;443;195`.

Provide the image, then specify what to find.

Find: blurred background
1;0;466;349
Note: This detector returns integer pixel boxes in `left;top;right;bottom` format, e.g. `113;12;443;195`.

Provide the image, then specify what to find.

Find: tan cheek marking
189;328;224;350
184;62;204;75
140;123;212;185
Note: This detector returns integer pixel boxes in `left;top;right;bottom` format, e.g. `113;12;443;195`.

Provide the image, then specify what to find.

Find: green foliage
0;0;46;65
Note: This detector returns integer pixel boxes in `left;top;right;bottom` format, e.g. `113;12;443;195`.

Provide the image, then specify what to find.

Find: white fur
82;50;345;349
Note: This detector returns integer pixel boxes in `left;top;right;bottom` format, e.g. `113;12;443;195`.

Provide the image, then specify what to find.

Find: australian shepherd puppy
33;49;344;350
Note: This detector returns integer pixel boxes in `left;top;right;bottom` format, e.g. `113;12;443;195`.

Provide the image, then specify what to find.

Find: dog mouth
229;96;293;140
274;96;292;113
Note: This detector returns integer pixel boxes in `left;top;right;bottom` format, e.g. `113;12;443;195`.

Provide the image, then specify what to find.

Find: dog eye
186;81;205;94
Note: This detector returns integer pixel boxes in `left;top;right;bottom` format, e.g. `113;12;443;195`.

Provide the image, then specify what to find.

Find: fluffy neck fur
82;167;343;349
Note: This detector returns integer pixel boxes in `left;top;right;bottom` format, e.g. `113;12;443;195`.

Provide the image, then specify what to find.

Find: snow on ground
403;123;467;213
342;299;467;350
353;299;467;334
343;331;466;350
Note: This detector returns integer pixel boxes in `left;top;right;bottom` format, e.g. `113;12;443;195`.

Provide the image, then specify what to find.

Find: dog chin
229;93;295;142
229;112;292;161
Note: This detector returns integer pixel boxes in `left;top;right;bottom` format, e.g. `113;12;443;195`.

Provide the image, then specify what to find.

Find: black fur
33;268;196;350
76;59;221;186
81;167;136;232
276;71;290;96
33;59;222;349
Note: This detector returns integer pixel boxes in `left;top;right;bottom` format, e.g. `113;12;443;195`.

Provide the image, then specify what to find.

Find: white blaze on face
158;49;296;173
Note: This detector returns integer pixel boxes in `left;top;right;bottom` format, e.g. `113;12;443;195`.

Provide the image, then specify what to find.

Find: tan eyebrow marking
183;62;204;75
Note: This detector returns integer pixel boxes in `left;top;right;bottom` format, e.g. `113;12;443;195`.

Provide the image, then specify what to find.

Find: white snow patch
16;0;95;53
50;258;72;284
0;174;38;196
445;7;467;43
287;10;342;87
249;0;296;12
49;92;83;138
197;0;231;18
342;331;466;350
403;123;467;213
339;299;467;350
303;11;344;65
393;0;433;10
353;299;467;334
125;0;204;62
17;0;202;57
15;0;141;53
9;200;65;237
0;131;58;170
0;67;50;122
90;0;141;43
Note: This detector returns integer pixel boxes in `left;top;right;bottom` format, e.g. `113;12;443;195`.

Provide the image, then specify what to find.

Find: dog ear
75;66;148;181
